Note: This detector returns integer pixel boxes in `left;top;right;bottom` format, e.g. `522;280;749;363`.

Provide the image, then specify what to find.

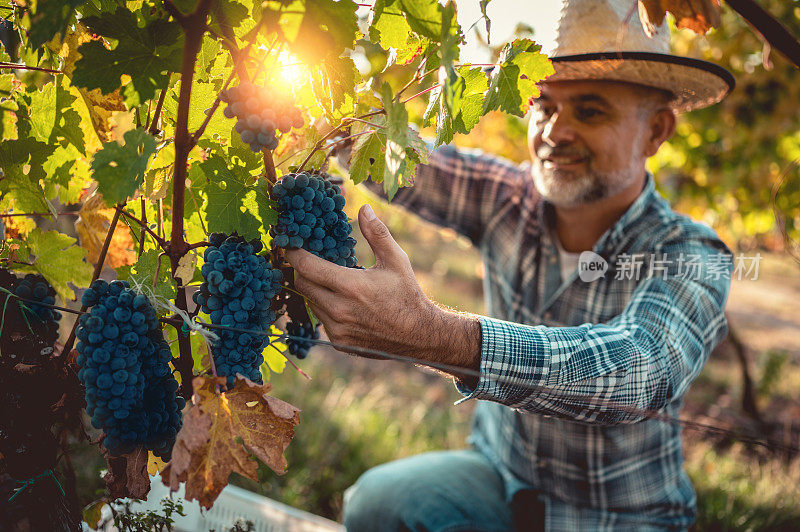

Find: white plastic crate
87;474;344;532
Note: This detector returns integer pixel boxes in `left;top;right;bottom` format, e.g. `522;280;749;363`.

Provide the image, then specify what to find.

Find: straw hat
543;0;734;112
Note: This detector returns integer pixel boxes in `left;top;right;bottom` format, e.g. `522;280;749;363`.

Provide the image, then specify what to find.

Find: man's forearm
423;306;482;388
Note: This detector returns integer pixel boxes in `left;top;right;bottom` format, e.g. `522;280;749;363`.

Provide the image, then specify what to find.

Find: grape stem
61;203;125;359
163;0;214;400
0;61;62;74
147;87;168;136
295;112;386;173
189;67;237;147
116;206;168;249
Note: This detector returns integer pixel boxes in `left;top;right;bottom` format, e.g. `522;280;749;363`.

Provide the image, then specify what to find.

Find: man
285;1;736;530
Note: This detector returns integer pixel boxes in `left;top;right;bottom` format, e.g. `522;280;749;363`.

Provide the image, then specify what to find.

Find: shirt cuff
454;316;550;406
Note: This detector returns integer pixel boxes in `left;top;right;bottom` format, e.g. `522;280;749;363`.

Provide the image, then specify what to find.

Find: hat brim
547;52;735;112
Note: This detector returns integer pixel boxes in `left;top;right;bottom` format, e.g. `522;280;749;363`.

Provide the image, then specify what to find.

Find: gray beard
531;164;638;207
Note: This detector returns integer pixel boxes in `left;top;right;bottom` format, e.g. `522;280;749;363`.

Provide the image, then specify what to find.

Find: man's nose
541;111;576;146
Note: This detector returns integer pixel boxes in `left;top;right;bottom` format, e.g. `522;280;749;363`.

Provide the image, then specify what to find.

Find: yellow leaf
75;193;137;268
147;451;168;476
638;0;721;36
162;376;300;509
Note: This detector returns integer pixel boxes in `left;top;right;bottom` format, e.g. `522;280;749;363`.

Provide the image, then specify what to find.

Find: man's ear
643;108;676;157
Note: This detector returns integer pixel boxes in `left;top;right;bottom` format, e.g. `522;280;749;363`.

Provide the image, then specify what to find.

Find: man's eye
535;106;555;121
576;107;604;120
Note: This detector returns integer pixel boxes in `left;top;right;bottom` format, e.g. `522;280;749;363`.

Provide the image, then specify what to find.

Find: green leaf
369;0;413;50
117;249;176;306
0;136;55;214
310;55;360;119
380;83;410;200
26;228;93;300
72;7;182;106
192;148;277;240
453;66;488;134
263;0;358;64
163;80;234;141
482;38;553;117
27;0;87;49
91;128;158;205
28;82;57;142
347;114;426;198
398;0;442;40
196;36;224;82
349;127;386;185
424;66;486;147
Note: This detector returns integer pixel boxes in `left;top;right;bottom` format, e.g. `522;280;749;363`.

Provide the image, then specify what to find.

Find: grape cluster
220;82;304;152
270;173;358;267
75;280;185;459
193;233;283;386
13;274;62;328
285;320;320;359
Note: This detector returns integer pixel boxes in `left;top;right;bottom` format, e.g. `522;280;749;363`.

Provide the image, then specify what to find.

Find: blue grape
286;320;320;359
196;233;283;387
269;173;359;278
220;84;305;152
75;279;183;460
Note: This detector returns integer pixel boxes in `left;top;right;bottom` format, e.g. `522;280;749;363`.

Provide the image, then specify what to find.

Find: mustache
536;145;590;159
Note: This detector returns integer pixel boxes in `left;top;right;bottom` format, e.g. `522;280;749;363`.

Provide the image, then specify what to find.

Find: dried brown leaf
638;0;722;36
102;445;150;500
162;376;300;509
75;193;137;268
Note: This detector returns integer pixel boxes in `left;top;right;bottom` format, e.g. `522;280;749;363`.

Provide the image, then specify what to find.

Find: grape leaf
27;0;87;49
75;193;137;269
349;126;386;185
479;0;491;43
72;7;182;106
262;0;358;64
28;82;57;143
117;249;177;305
191;148;276;241
25;228;94;300
482;38;553;117
91;128;158;205
638;0;721;36
0;74;18;140
369;0;413;51
310;55;360;119
163;79;234;141
348;115;427;196
102;445;150;500
381;83;409;200
0;136;55;215
397;0;443;40
162;376;300;510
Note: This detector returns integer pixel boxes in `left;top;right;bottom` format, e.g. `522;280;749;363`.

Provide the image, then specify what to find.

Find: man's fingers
358;204;408;268
285;247;352;291
293;273;334;309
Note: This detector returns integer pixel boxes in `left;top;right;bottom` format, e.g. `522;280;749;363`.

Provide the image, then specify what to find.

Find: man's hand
284;204;482;376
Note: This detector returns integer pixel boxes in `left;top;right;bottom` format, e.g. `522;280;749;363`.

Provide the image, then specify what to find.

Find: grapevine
0;0;554;519
193;233;283;386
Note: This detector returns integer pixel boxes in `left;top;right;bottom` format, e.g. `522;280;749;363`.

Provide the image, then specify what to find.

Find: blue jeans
342;450;542;532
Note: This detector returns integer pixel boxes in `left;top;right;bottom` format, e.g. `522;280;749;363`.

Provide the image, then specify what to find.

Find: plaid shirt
381;145;732;531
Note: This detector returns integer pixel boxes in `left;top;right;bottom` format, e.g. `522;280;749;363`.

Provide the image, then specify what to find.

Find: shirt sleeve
361;144;529;246
455;237;732;424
